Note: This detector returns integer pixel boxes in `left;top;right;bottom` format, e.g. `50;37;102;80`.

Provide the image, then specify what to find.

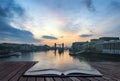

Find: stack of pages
24;62;102;76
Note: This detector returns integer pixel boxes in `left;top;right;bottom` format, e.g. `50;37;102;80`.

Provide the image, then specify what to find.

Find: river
0;50;92;70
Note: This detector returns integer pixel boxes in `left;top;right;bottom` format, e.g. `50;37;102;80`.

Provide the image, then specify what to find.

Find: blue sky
0;0;120;46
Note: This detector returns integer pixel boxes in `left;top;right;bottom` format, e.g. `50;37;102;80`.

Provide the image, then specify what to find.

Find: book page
25;69;62;76
24;61;101;76
63;68;102;76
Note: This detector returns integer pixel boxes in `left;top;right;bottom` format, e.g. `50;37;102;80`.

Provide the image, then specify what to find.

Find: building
71;42;88;52
99;37;119;41
70;37;120;54
89;39;103;52
102;40;120;54
90;37;120;54
89;37;120;53
91;39;99;43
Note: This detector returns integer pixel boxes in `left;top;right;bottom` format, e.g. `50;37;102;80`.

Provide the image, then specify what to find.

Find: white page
24;62;102;76
64;68;102;76
25;69;62;76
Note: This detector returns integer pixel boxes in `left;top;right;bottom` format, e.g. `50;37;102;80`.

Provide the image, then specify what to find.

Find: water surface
0;50;91;70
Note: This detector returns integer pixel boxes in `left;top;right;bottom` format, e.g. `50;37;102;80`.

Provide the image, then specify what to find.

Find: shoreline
69;51;120;56
0;54;14;58
70;52;120;62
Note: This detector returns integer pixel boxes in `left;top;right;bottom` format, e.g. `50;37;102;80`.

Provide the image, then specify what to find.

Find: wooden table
0;61;120;81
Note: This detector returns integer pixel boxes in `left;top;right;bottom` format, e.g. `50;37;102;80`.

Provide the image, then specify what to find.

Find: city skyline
0;0;120;46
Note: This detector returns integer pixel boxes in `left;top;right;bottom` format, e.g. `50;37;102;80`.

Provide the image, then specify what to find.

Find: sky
0;0;120;46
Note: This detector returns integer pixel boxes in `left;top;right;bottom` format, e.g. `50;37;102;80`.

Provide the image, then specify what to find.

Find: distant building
89;39;102;52
91;39;99;43
99;37;119;41
102;40;120;54
70;37;120;54
71;42;88;52
89;37;120;54
0;43;50;52
97;37;119;53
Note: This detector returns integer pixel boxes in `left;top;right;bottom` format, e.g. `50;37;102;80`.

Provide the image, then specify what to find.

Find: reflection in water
0;50;91;70
31;50;91;70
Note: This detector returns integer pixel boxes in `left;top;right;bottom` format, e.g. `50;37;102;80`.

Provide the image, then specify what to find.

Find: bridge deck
0;61;120;81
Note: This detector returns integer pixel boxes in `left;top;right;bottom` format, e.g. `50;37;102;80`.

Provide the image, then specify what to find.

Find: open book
24;64;102;76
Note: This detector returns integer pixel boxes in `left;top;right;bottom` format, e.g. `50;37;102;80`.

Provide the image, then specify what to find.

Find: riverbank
70;51;120;57
0;50;51;58
0;53;21;58
70;52;120;62
0;54;14;58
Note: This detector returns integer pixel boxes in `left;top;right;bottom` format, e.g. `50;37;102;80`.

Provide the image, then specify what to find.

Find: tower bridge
54;43;64;54
54;43;64;50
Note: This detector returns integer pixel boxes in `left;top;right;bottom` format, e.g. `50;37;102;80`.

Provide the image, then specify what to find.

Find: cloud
0;0;25;18
109;1;120;13
0;22;40;43
35;0;82;12
0;0;40;43
82;0;95;11
80;34;93;37
61;21;81;33
42;35;58;40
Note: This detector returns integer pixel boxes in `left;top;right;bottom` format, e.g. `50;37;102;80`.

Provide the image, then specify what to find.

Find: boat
0;52;21;58
13;52;21;56
69;50;86;55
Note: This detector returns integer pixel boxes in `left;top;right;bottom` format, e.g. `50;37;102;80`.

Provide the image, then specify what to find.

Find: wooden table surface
0;61;120;81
